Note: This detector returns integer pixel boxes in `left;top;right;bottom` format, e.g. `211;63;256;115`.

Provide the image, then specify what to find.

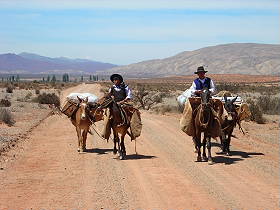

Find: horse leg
192;136;198;153
76;126;82;152
113;130;119;155
220;134;226;153
226;131;233;156
82;129;88;152
202;135;207;161
119;130;127;160
206;136;213;164
195;133;202;162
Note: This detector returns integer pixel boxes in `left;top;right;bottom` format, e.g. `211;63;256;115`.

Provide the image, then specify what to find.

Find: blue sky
0;0;279;65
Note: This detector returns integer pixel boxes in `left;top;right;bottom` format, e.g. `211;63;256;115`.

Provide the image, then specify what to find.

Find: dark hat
194;66;208;74
110;74;123;83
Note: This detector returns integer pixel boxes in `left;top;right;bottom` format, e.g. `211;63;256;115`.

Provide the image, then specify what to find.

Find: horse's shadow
211;142;264;165
113;153;157;160
85;148;113;155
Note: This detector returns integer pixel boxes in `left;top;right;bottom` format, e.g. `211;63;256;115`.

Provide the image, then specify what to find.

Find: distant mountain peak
0;52;118;74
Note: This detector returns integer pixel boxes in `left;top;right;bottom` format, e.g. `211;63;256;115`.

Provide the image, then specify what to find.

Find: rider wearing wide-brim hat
189;66;216;97
108;74;132;104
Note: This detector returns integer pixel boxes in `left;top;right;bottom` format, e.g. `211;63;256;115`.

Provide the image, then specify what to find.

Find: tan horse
71;96;103;152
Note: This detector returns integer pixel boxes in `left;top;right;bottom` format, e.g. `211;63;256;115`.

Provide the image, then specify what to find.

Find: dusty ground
0;87;57;153
0;83;279;210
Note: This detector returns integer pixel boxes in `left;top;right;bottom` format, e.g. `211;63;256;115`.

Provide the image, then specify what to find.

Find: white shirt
109;84;133;100
189;78;216;96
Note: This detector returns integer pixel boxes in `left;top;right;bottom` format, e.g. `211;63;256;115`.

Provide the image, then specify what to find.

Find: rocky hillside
100;43;280;77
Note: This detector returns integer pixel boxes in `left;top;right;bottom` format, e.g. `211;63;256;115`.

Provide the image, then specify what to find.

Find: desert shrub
6;85;14;93
35;89;40;95
247;99;265;124
0;108;15;126
256;95;280;115
0;99;11;107
152;104;179;115
36;93;60;107
25;92;33;101
133;85;165;110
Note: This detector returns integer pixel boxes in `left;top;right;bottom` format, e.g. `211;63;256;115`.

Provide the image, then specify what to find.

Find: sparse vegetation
35;89;40;95
256;95;280;115
6;85;14;93
247;98;265;124
133;84;165;110
0;108;15;126
36;93;60;107
0;99;11;107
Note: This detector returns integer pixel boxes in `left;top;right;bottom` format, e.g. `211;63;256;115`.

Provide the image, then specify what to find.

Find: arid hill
100;43;280;77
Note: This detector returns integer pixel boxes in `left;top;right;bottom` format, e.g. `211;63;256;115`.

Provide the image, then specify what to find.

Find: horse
98;96;131;160
71;96;104;153
193;87;216;163
220;96;238;156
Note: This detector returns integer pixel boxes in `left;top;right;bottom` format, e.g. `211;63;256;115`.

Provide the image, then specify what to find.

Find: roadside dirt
0;83;279;210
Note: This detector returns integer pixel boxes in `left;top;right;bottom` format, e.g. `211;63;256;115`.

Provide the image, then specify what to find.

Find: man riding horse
108;74;132;105
189;66;216;97
100;74;141;159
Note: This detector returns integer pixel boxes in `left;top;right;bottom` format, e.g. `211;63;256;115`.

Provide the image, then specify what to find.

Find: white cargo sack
66;93;98;103
177;89;192;107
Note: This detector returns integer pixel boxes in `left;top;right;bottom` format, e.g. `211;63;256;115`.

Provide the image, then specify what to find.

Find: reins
197;103;212;129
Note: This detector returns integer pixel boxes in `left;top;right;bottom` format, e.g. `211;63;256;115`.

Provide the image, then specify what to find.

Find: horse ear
232;96;238;103
224;95;227;102
77;96;82;102
85;97;88;103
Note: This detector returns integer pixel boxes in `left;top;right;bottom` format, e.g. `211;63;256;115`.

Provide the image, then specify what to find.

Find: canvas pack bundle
61;99;79;118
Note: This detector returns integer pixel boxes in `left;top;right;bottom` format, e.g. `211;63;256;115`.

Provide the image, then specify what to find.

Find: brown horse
193;88;216;163
71;96;103;153
98;96;130;160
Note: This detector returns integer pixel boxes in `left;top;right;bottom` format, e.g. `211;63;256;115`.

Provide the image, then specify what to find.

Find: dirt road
0;83;279;210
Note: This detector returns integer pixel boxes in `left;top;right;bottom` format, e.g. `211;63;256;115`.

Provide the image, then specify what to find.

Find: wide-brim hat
110;74;123;83
194;66;208;74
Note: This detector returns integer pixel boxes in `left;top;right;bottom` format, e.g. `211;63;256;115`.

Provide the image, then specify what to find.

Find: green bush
0;108;15;126
36;93;60;107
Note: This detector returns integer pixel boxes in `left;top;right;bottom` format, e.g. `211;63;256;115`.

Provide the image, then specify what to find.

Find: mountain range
98;43;280;77
1;43;279;76
0;52;117;74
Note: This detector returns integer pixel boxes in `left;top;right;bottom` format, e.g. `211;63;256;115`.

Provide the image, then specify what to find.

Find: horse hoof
113;148;117;155
208;159;214;165
202;156;208;162
196;156;202;162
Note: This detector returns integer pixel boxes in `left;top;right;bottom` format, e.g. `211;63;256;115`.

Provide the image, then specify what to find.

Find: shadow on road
213;151;264;165
112;153;157;160
124;154;157;160
85;148;114;155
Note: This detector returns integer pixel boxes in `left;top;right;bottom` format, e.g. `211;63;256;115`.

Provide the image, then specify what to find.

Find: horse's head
77;96;88;120
201;87;211;109
223;96;238;121
96;96;114;109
